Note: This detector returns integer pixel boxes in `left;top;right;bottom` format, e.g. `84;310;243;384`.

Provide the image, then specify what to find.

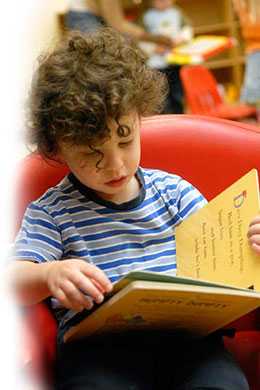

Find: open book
176;169;260;290
166;35;235;65
64;169;260;343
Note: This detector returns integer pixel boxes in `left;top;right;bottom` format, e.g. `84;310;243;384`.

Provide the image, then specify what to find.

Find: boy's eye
86;151;98;156
119;140;133;147
84;150;100;157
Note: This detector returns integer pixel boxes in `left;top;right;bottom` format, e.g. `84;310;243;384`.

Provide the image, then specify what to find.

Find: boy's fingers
80;263;113;292
54;287;85;312
251;243;260;255
91;279;106;294
248;216;260;227
248;225;260;237
59;280;94;311
71;273;104;304
249;234;260;246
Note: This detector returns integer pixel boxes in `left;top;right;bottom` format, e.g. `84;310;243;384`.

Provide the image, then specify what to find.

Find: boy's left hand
248;215;260;255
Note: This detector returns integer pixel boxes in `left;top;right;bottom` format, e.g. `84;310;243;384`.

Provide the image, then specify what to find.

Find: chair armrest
224;330;260;390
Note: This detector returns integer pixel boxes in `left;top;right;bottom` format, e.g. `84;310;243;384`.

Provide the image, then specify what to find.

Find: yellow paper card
176;169;260;290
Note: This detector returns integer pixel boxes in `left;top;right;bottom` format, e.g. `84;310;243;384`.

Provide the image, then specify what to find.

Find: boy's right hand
45;259;113;312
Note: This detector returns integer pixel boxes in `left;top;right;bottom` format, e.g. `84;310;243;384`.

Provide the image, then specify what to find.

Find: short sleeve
12;202;63;263
175;179;207;221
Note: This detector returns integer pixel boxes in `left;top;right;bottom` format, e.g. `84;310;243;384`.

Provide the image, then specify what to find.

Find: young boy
11;28;259;389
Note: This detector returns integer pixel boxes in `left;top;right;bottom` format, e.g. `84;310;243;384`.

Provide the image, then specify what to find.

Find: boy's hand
248;216;260;255
45;259;113;312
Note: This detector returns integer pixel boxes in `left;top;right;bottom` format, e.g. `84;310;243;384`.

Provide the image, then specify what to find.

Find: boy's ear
56;154;67;165
56;156;66;165
54;149;66;165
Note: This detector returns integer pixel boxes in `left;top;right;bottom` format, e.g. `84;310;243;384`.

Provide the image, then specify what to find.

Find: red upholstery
224;331;260;390
16;115;260;388
180;65;257;120
14;156;68;235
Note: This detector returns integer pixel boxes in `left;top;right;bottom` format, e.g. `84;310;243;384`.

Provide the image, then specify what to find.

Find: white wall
18;0;68;157
21;0;68;93
0;2;68;387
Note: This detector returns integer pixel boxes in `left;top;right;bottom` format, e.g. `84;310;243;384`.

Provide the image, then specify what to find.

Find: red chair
180;65;257;120
15;115;260;389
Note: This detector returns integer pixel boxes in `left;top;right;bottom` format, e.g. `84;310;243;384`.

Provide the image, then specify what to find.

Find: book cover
166;35;235;65
64;276;260;343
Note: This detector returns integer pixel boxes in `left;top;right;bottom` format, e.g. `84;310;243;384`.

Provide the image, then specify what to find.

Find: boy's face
58;112;141;203
153;0;173;11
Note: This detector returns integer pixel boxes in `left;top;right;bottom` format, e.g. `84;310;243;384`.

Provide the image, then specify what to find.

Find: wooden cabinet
175;0;244;95
129;0;245;96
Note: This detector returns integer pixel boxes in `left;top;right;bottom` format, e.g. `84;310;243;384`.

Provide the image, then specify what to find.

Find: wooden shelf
194;22;233;35
177;0;245;92
205;56;245;69
130;0;245;92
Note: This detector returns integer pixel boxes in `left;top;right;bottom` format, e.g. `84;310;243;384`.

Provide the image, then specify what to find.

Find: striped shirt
13;167;207;325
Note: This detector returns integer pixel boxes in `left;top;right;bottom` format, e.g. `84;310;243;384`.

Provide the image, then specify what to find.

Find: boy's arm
12;202;112;311
9;260;59;305
9;259;113;312
8;260;52;305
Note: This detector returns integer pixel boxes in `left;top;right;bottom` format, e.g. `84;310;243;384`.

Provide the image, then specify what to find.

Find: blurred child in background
232;0;260;121
142;0;193;114
65;0;173;47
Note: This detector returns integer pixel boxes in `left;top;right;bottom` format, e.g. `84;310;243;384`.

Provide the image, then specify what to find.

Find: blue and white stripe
13;167;207;322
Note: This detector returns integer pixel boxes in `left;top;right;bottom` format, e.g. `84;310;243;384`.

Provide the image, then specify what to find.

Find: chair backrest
14;156;69;235
15;114;260;233
140;114;260;197
180;65;223;114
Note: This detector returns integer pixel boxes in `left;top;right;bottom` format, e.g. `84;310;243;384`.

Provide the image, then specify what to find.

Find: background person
65;0;173;47
142;0;193;113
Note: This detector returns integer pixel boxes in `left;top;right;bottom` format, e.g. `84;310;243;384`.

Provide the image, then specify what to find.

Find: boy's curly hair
28;28;168;158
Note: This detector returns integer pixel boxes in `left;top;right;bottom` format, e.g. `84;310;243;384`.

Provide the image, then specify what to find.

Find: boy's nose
102;153;124;172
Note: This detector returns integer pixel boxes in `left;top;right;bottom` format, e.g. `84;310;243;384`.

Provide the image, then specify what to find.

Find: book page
176;169;260;290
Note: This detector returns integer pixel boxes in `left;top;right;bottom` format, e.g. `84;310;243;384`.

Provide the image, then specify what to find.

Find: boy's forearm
8;261;53;305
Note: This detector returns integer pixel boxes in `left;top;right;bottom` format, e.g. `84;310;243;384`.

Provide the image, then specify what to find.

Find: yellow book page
176;169;260;290
64;281;260;343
